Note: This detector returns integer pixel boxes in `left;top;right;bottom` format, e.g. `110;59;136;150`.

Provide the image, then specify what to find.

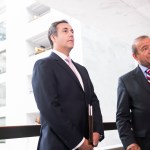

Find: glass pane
0;117;6;143
0;117;5;126
0;50;6;74
0;137;38;150
0;22;6;41
0;82;6;107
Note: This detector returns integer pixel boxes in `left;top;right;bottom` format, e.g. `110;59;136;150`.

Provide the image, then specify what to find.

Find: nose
68;29;74;36
148;47;150;54
69;31;74;36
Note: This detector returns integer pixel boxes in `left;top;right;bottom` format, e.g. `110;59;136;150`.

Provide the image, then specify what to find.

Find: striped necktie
146;69;150;84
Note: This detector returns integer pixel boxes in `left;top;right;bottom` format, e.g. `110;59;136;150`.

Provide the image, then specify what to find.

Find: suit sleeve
32;60;83;149
116;77;136;149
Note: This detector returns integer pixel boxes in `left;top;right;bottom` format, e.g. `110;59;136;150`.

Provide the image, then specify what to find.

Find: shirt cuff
72;137;85;150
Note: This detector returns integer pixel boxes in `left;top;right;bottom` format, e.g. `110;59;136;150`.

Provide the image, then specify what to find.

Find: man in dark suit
116;35;150;150
32;20;104;150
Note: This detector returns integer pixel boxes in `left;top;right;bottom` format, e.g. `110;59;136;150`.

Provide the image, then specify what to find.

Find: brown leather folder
88;104;93;146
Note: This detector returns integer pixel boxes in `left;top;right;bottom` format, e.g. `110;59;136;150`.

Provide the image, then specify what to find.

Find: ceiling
37;0;150;44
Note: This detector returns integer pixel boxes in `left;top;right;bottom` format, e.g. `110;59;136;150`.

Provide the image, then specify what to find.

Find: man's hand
93;132;100;147
78;139;93;150
127;143;141;150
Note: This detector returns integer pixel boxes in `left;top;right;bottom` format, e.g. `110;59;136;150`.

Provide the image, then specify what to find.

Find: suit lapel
134;66;150;93
50;52;83;90
74;62;91;105
73;62;87;92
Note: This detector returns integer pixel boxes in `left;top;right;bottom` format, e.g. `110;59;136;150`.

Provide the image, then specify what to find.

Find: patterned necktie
146;69;150;84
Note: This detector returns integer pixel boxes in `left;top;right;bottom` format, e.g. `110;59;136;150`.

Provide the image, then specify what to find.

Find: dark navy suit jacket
116;66;150;149
32;52;104;150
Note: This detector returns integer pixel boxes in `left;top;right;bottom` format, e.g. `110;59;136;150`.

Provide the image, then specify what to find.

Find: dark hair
132;35;149;55
48;20;68;48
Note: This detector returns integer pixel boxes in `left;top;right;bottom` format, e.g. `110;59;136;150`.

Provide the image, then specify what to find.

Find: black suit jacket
32;52;104;150
116;66;150;149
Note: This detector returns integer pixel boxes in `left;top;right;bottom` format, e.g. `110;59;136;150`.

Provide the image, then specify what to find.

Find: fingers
127;143;141;150
78;139;93;150
93;132;100;147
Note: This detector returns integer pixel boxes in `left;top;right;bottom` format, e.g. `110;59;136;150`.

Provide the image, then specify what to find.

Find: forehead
56;23;73;30
135;38;150;48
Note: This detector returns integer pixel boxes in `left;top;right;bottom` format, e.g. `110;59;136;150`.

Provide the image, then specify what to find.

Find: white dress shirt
52;49;84;90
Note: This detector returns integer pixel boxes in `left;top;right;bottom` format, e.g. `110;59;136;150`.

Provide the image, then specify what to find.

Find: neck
54;47;71;56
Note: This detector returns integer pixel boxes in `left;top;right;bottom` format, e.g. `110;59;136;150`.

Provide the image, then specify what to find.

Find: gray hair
48;20;68;48
132;35;149;54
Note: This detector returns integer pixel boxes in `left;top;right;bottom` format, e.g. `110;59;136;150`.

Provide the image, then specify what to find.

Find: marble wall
80;24;136;148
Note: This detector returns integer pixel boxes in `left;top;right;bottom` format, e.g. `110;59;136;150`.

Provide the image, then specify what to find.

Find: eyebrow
62;27;74;31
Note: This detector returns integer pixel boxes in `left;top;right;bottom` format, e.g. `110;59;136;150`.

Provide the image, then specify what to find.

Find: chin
68;46;74;50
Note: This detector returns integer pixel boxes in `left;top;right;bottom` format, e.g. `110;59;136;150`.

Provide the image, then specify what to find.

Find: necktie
65;57;84;90
65;57;79;78
146;69;150;84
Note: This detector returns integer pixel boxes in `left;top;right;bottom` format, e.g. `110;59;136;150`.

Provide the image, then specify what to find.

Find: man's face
133;38;150;68
52;23;74;52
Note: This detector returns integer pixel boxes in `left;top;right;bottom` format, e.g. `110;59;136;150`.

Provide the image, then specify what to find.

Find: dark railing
0;122;116;140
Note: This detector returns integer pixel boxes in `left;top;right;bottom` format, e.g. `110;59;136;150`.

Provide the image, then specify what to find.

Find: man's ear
50;35;56;42
133;53;138;61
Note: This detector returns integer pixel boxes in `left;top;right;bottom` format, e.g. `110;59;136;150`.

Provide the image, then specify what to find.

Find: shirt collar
139;64;148;74
52;49;68;61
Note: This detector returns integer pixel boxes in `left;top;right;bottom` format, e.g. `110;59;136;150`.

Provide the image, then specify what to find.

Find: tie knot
146;68;150;84
146;69;150;74
65;57;72;63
